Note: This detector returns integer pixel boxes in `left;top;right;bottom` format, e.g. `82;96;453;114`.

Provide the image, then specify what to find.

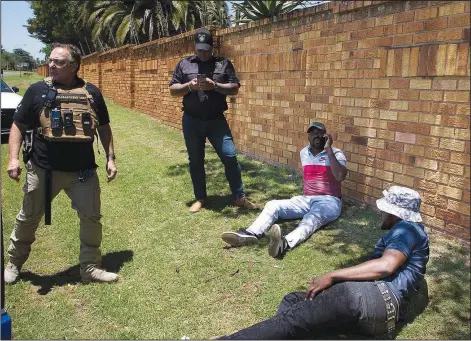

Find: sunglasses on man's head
47;58;74;67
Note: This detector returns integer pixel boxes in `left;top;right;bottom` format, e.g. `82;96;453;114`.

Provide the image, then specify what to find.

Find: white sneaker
4;262;20;284
267;224;288;258
81;267;118;284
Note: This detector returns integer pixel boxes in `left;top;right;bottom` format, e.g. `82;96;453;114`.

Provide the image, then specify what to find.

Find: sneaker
232;197;257;210
4;262;21;284
189;199;205;214
267;224;288;258
222;229;259;247
81;267;119;284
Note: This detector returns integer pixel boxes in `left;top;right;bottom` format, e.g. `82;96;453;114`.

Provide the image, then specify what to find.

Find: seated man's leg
222;196;310;247
220;282;388;340
284;195;342;249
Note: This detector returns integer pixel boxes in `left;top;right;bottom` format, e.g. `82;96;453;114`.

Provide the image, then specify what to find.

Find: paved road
2;71;19;76
1;71;33;77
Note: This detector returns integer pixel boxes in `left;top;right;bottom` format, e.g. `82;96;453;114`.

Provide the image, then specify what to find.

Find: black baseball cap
194;28;213;51
307;122;326;133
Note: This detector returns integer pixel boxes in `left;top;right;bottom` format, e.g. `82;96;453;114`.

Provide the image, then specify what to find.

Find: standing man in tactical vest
169;28;256;213
4;43;119;284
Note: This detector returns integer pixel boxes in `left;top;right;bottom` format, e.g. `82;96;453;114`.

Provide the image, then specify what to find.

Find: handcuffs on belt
376;281;398;335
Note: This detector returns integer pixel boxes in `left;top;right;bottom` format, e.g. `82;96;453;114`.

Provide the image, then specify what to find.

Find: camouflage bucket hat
376;186;422;222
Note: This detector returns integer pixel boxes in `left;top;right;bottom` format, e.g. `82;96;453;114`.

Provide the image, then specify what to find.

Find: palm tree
79;0;229;49
78;0;173;48
171;0;229;33
230;0;306;25
202;0;230;27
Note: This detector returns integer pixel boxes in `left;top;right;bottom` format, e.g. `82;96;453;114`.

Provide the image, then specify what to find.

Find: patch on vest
56;94;88;102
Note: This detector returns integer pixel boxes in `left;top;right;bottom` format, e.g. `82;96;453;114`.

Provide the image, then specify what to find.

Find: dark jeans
182;113;244;200
220;281;398;340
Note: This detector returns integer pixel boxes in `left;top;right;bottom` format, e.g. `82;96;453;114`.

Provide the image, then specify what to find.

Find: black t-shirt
13;78;110;172
169;55;240;118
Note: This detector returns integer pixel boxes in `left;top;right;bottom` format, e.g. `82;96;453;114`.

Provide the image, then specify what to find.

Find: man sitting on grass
218;186;430;339
221;122;347;258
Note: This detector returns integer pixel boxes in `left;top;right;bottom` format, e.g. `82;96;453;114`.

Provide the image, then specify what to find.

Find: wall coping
82;51;101;60
131;26;219;51
98;44;135;57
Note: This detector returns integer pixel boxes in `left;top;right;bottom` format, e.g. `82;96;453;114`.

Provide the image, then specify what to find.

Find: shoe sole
267;224;282;258
222;232;258;247
81;277;119;284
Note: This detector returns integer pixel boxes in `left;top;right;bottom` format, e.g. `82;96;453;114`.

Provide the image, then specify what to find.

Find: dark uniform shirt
13;78;110;172
169;55;240;118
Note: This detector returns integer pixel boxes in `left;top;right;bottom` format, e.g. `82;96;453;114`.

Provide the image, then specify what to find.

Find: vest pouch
74;108;97;138
62;109;77;137
50;108;61;130
38;78;99;143
63;110;74;128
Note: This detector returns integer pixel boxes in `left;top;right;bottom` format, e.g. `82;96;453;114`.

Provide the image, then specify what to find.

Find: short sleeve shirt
300;146;347;198
370;220;430;303
13;78;110;172
169;55;240;118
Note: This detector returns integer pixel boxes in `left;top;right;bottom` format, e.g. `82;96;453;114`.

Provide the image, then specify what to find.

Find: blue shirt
370;220;430;303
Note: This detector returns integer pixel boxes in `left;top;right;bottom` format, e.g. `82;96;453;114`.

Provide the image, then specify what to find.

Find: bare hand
106;160;117;182
324;134;333;150
306;275;333;300
7;159;22;182
198;78;215;91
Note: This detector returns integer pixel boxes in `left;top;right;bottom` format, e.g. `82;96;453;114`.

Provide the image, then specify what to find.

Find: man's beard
310;138;322;149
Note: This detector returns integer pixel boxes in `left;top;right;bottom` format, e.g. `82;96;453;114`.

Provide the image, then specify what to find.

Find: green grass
2;75;470;339
2;72;43;96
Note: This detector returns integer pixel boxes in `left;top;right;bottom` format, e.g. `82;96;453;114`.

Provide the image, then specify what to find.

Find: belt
376;281;398;335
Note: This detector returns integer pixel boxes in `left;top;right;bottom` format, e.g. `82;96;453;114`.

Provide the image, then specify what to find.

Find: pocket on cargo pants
20;161;45;219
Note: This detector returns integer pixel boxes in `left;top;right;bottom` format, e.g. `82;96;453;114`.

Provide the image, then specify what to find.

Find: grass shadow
185;194;261;215
166;147;303;206
20;250;133;295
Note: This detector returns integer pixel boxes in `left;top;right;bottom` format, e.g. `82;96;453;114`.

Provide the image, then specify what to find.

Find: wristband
107;153;116;160
214;81;219;90
188;83;193;92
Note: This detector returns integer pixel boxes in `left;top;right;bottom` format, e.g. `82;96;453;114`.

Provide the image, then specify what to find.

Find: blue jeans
220;282;397;339
182;113;244;200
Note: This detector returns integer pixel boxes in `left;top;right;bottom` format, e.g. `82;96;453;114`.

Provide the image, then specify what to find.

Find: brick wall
38;0;470;242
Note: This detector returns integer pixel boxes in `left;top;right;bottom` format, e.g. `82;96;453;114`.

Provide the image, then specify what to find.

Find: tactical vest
38;77;99;142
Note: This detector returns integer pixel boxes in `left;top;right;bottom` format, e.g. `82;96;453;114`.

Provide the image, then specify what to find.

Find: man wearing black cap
222;122;348;258
169;28;255;213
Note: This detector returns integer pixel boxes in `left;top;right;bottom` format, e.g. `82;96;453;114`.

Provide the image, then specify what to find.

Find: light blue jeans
246;195;342;248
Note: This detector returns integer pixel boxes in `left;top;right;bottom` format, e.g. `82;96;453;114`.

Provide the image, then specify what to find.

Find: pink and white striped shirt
300;145;347;198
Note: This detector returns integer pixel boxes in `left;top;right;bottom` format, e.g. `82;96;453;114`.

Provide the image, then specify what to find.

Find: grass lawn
2;75;470;339
2;72;43;96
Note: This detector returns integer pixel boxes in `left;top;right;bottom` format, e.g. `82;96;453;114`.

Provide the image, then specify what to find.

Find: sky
1;0;45;60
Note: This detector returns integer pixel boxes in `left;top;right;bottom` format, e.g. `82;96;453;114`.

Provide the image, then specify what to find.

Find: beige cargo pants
8;160;102;271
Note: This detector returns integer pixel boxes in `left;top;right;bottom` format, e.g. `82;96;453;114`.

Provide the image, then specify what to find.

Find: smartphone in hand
197;74;206;84
321;135;327;147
